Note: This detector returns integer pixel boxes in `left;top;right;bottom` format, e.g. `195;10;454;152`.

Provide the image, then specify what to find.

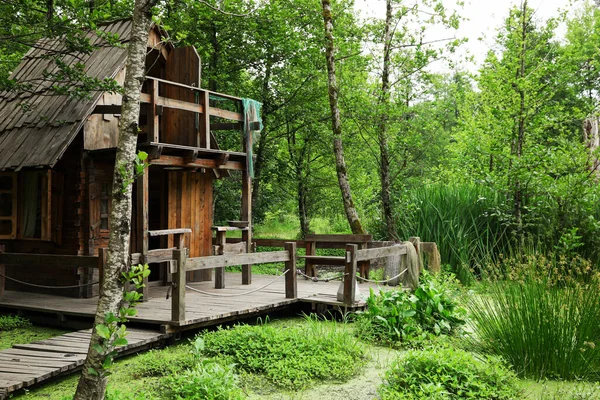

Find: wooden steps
0;328;169;399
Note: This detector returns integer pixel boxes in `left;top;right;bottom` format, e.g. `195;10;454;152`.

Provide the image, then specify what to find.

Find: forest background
2;0;600;283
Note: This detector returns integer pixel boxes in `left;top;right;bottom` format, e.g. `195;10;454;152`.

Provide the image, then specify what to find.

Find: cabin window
0;171;63;241
21;171;44;238
0;173;17;238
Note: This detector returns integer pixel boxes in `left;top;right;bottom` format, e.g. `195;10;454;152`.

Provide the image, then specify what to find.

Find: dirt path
247;346;399;400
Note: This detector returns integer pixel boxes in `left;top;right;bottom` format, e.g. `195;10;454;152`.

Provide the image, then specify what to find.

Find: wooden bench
300;234;373;278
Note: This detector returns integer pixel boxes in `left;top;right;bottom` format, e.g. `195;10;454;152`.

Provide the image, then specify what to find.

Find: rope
356;268;408;284
0;273;99;289
295;270;347;282
184;270;288;297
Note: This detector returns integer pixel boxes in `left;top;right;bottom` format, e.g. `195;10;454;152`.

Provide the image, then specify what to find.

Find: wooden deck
0;328;169;398
0;273;379;331
0;273;385;398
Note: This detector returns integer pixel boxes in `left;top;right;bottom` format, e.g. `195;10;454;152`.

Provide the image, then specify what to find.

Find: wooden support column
136;169;149;301
82;153;95;299
150;80;160;143
199;91;210;148
343;244;358;306
172;247;186;323
241;103;253;285
98;247;107;292
305;240;316;277
358;242;369;280
214;230;226;289
0;245;5;298
284;242;297;299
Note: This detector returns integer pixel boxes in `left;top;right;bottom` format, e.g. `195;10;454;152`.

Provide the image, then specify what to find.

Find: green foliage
356;272;465;346
0;314;31;331
469;257;600;380
199;317;365;390
379;347;521;400
90;263;150;377
130;347;195;378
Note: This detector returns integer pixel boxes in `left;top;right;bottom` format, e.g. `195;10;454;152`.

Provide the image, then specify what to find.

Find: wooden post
136;169;149;301
358;242;369;279
172;248;186;323
343;244;358;306
150;79;160;143
214;230;226;289
241;105;253;285
305;240;316;277
98;248;107;293
408;236;423;271
0;245;5;298
199;91;210;149
284;242;297;299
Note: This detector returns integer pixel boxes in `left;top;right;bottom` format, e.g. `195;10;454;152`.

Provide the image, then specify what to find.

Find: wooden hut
0;20;256;299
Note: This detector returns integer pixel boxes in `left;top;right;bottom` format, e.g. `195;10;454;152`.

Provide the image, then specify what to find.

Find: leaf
88;367;99;376
96;324;110;339
113;337;128;347
92;344;104;354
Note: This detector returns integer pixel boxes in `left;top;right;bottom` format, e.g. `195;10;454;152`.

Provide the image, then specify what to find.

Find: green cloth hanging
242;98;263;178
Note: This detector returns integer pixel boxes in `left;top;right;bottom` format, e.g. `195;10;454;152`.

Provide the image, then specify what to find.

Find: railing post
150;79;160;143
214;231;226;289
137;168;149;301
172;248;186;323
0;245;4;297
284;242;297;299
344;244;358;306
98;248;107;294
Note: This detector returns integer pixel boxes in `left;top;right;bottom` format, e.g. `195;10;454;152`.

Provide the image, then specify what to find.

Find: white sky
355;0;573;73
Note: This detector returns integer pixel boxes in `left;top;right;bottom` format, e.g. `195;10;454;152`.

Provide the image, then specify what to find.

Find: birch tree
74;0;156;398
321;0;365;234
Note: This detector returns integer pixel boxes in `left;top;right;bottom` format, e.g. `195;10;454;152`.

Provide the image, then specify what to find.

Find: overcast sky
355;0;573;73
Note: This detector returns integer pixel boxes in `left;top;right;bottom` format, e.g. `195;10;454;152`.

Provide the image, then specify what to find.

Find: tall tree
321;0;365;234
73;0;155;398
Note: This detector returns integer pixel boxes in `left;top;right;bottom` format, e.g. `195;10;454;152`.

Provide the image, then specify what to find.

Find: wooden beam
200;91;210;148
284;242;297;299
355;244;407;262
214;231;226;289
0;253;99;268
151;155;245;171
182;149;198;164
186;251;290;271
136;169;149;301
148;228;192;237
131;248;176;265
172;249;186;322
343;244;358;306
150;80;159;143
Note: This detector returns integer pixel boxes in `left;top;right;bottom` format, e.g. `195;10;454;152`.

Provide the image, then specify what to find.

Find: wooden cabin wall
167;170;213;282
2;135;87;297
163;46;201;147
84;69;125;151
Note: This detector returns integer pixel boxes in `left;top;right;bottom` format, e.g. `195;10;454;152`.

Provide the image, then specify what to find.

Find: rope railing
184;270;289;298
356;268;408;284
0;273;99;289
295;270;347;282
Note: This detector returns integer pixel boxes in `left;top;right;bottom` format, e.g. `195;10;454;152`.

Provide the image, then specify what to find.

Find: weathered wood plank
148;228;192;237
355;245;407;262
0;253;98;268
186;251;290;272
304;234;372;243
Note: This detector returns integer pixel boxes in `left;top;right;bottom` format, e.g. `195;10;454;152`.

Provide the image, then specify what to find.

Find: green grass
0;314;69;350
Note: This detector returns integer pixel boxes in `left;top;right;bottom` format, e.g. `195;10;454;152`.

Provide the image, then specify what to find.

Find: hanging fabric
241;98;263;178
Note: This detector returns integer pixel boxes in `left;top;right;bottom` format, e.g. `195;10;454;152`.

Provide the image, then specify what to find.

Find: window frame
0;172;17;239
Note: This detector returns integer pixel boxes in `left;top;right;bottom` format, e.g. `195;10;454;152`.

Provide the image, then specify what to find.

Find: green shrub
0;314;31;331
379;347;521;399
356;272;465;346
161;358;244;400
469;278;600;380
130;346;195;378
199;317;365;389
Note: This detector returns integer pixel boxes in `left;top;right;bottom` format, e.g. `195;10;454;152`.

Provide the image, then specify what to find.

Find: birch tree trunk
74;1;154;398
378;0;397;240
321;0;365;235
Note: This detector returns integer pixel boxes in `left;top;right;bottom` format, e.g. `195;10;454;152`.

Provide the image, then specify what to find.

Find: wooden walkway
0;328;169;399
0;273;375;332
0;273;382;398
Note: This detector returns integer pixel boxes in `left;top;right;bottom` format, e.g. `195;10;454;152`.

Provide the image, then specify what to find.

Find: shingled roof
0;19;133;171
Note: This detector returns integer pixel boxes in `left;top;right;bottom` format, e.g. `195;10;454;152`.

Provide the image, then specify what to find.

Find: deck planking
0;273;386;398
0;328;169;399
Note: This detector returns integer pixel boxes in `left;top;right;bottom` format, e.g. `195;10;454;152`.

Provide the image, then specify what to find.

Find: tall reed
395;184;509;283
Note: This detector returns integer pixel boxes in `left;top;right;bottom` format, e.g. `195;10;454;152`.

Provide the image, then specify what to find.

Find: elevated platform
0;273;379;333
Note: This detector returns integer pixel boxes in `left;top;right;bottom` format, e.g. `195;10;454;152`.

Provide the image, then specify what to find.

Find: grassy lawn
0;314;69;350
